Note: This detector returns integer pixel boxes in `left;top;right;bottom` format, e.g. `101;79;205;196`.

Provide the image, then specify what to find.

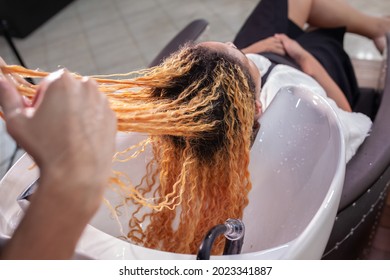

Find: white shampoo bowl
0;86;345;259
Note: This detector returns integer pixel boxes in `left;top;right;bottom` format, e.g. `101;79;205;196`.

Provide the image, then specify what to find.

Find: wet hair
3;43;257;255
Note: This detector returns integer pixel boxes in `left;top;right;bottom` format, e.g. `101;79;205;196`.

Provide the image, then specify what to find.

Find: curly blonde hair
2;43;257;255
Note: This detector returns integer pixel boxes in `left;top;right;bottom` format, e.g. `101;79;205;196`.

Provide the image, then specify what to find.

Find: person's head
198;41;262;120
145;42;261;160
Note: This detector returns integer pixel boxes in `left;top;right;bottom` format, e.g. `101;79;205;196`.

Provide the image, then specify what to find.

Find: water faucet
196;218;245;260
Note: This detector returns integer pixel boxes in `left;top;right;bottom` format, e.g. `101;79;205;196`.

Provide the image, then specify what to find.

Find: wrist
4;182;97;259
36;169;104;218
297;53;317;77
241;43;264;54
241;47;251;54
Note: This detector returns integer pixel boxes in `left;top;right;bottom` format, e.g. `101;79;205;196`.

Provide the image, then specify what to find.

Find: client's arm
0;66;116;259
276;34;352;112
241;35;286;56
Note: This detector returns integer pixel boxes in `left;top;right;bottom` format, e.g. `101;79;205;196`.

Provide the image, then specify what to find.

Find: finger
274;33;286;38
276;47;286;56
0;57;6;68
268;40;285;56
81;76;99;98
0;73;25;120
82;77;109;111
276;41;286;54
81;77;114;124
0;66;33;89
6;71;33;88
0;64;35;103
33;69;68;107
271;46;285;56
275;33;290;43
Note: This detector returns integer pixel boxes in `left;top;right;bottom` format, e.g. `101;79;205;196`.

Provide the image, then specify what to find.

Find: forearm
276;34;352;112
242;43;266;54
0;62;115;260
241;36;286;56
299;53;352;112
1;177;101;259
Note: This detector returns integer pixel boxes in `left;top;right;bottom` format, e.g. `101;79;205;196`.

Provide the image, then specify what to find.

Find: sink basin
0;86;345;259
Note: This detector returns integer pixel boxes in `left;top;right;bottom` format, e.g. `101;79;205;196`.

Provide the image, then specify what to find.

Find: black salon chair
322;34;390;259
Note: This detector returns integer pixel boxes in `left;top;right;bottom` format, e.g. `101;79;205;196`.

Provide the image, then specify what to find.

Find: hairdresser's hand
0;69;117;212
0;57;31;90
0;57;6;69
241;35;286;56
0;68;117;259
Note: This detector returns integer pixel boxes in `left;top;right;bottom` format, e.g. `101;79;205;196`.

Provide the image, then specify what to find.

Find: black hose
196;224;227;260
196;219;245;260
223;237;244;255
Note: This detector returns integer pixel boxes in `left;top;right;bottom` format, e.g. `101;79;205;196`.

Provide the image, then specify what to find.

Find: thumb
0;74;25;121
0;74;29;142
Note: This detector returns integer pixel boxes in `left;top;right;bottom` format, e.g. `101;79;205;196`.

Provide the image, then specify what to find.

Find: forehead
198;41;261;96
198;41;247;64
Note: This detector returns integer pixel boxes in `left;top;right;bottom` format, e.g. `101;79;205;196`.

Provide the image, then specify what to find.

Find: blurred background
0;0;388;177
